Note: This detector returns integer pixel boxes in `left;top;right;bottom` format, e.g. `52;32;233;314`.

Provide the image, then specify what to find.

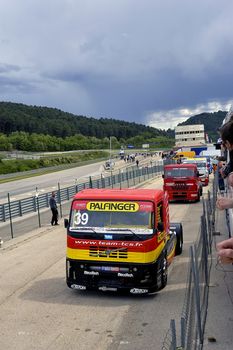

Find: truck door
157;194;169;232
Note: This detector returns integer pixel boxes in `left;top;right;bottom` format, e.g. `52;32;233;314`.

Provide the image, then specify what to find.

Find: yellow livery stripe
67;243;165;264
167;244;176;263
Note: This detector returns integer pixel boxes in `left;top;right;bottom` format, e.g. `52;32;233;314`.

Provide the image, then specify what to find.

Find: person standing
217;157;226;192
49;191;59;225
218;120;233;180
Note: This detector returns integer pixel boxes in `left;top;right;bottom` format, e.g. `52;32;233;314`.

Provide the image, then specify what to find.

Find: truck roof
164;163;197;169
73;188;164;202
182;158;207;167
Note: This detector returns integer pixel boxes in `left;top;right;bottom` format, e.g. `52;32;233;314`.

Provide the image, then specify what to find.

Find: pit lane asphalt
0;173;210;350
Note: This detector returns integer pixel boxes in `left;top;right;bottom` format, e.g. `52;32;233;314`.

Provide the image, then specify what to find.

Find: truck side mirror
162;174;164;178
64;218;69;228
157;222;164;232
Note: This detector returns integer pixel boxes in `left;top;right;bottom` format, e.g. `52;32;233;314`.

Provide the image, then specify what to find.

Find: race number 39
74;211;88;225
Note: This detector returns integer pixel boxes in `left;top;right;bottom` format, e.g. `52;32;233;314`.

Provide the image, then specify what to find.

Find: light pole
109;136;112;163
35;187;41;228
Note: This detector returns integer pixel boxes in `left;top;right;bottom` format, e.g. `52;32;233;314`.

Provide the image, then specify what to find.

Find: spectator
217;112;233;178
216;120;233;264
49;191;59;226
212;161;218;174
228;172;233;187
216;121;233;205
219;121;233;176
217;237;233;264
217;157;226;192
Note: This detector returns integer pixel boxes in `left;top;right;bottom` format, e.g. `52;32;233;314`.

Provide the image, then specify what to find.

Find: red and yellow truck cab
163;163;203;202
65;188;183;294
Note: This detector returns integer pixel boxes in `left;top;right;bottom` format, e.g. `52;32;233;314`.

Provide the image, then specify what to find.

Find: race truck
182;158;209;186
163;163;203;202
64;188;183;294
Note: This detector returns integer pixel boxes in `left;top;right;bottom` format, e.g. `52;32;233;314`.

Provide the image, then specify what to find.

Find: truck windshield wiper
71;227;153;240
71;227;100;235
112;228;144;240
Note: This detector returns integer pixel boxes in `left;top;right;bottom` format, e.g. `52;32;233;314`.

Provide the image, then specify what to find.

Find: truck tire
173;223;183;255
67;281;72;288
157;253;168;291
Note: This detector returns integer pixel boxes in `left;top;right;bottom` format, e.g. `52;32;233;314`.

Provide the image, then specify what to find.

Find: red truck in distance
163;163;203;202
64;188;183;294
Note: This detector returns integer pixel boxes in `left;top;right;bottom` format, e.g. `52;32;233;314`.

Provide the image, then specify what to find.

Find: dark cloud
0;0;233;128
0;63;20;73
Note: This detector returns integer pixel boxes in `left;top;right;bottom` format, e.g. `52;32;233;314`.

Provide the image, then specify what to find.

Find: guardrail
0;157;108;180
0;160;166;240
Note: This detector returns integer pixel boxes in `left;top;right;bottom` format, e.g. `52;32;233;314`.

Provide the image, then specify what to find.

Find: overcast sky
1;0;233;130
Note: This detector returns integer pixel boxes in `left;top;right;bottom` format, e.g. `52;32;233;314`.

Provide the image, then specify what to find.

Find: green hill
0;101;169;139
0;102;174;151
0;101;227;151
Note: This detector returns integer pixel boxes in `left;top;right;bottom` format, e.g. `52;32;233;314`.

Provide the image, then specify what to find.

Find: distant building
175;124;205;147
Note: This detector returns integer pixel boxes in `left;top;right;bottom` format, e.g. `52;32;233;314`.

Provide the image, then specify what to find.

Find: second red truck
163;163;203;202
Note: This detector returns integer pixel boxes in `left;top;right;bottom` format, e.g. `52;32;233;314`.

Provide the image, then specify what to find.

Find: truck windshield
69;200;154;234
197;166;207;176
165;168;195;178
196;163;206;168
183;160;207;171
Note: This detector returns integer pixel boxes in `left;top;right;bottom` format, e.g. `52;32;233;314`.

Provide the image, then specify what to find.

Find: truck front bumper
167;190;199;201
66;259;160;293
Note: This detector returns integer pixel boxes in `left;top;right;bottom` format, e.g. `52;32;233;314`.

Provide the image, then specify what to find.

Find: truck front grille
89;246;128;259
172;183;187;190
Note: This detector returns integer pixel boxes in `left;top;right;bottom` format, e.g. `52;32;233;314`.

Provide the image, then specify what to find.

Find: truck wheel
67;281;72;288
175;223;183;255
157;253;168;291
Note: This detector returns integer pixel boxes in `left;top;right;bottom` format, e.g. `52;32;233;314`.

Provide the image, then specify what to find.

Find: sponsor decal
72;201;88;210
104;234;113;240
157;231;165;242
86;201;139;212
99;286;117;292
138;202;153;211
130;288;148;294
71;284;86;290
74;239;143;247
72;200;153;212
84;271;99;276
117;272;133;277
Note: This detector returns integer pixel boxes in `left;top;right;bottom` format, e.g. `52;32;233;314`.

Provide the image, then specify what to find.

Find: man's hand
216;197;233;210
217;238;233;264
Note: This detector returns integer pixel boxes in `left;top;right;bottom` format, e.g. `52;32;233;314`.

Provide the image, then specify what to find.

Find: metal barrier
225;182;233;239
1;158;219;349
0;160;165;240
162;180;217;350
